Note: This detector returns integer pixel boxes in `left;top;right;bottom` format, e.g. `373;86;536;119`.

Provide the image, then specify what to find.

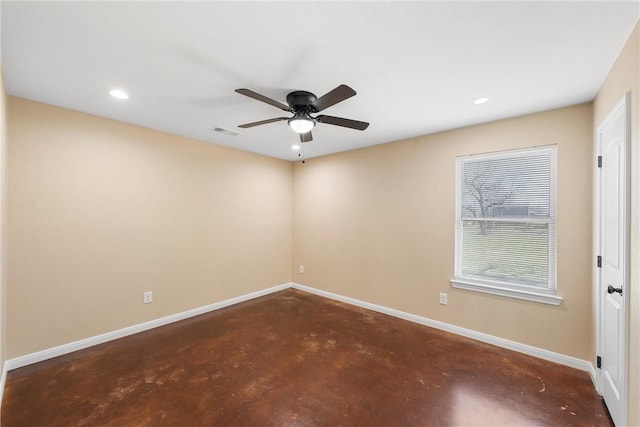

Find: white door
597;94;629;427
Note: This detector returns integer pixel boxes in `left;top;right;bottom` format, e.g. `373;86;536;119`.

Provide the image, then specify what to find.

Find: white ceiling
2;1;639;161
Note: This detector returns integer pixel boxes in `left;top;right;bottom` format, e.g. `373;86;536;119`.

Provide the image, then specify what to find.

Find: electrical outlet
143;291;153;304
439;293;448;305
299;264;304;274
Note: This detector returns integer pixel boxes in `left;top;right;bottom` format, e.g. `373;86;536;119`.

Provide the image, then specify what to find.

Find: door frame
595;92;630;426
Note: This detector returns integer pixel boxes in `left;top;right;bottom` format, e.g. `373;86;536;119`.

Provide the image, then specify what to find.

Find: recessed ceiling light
291;144;301;151
109;88;129;100
473;96;491;105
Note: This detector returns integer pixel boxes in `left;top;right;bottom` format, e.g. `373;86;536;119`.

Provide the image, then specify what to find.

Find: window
451;146;561;305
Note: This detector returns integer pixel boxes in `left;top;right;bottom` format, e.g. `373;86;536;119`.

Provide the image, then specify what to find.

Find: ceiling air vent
210;126;240;137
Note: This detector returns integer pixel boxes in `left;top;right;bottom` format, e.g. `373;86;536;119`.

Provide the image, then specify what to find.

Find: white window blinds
455;146;557;292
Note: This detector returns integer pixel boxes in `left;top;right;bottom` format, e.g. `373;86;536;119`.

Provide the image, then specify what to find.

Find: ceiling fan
235;84;369;143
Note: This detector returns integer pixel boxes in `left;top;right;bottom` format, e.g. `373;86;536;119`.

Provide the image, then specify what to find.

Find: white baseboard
589;364;598;389
291;283;596;376
5;281;595;386
5;283;292;371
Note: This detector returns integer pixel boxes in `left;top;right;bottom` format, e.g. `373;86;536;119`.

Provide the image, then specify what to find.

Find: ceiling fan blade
311;84;356;112
235;88;290;111
238;117;288;128
316;115;369;131
300;131;313;143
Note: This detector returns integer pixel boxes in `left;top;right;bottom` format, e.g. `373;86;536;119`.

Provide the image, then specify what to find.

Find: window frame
451;146;562;306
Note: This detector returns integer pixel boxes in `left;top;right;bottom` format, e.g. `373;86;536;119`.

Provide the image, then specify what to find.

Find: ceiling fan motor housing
287;91;318;112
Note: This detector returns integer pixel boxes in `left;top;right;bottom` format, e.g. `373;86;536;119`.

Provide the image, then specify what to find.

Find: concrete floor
2;288;612;426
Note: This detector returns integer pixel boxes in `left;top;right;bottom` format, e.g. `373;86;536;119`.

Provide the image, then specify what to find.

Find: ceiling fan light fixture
288;113;315;134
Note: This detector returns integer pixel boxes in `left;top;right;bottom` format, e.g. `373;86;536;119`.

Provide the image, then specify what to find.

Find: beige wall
293;103;594;360
7;97;293;358
593;21;639;427
1;66;7;368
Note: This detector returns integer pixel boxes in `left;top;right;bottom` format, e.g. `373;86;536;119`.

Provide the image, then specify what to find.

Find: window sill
450;278;563;306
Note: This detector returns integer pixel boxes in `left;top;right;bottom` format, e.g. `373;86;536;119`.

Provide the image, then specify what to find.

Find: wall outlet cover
143;291;153;304
439;293;448;305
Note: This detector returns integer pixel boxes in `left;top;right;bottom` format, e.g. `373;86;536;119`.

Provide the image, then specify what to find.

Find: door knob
607;285;623;295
